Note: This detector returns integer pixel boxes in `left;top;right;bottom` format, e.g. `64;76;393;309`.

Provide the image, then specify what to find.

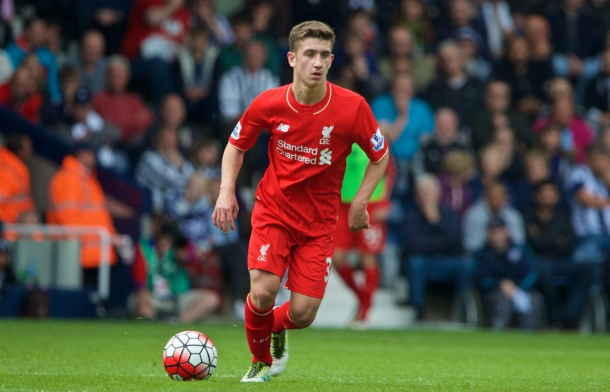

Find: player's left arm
348;152;389;232
349;98;391;232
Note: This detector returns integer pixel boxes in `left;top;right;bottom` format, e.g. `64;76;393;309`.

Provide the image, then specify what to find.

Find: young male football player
212;20;389;382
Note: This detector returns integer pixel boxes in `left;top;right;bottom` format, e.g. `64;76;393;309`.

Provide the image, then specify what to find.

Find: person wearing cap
453;26;492;82
54;87;130;173
46;142;129;287
0;239;17;293
54;87;120;148
477;216;541;330
0;134;36;224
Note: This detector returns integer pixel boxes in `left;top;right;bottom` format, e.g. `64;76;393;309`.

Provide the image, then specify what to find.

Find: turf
0;320;609;391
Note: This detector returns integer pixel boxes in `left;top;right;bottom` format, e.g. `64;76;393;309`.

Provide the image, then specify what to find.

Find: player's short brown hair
288;21;335;53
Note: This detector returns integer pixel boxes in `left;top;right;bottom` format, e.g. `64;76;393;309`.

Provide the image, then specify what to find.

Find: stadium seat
451;288;546;330
578;287;608;334
451;288;481;327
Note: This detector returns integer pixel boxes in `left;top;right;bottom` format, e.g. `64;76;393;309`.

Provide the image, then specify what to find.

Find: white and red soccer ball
163;330;217;381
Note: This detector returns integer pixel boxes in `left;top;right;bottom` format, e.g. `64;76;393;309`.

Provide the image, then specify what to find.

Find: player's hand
348;203;369;232
212;189;239;234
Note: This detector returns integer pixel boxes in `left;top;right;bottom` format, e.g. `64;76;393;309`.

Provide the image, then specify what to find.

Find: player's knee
290;307;317;328
249;286;278;310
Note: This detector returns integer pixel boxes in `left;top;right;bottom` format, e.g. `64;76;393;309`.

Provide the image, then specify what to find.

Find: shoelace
271;332;285;359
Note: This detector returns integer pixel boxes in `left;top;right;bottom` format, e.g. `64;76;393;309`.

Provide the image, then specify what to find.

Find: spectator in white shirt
479;0;515;61
218;40;279;125
463;181;525;252
136;126;194;212
566;144;610;263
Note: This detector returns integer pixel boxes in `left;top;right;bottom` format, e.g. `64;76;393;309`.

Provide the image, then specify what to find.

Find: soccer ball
162;330;218;381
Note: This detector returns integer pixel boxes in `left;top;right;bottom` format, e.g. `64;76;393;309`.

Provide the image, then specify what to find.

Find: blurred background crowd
1;0;610;330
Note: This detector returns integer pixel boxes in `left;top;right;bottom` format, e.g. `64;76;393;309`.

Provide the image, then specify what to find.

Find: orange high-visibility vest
47;155;117;268
0;146;34;223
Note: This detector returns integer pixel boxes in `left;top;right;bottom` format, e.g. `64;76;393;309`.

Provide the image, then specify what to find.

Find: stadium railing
3;223;112;304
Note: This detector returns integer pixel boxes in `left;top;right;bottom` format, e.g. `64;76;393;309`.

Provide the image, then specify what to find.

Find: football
162;330;218;381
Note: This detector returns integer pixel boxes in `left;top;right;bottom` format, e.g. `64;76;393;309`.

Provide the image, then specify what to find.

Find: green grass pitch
1;320;609;391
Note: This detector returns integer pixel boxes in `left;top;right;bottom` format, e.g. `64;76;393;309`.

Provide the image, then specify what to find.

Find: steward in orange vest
47;143;117;268
0;134;35;223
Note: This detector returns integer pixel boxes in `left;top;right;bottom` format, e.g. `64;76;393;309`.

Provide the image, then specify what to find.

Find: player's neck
291;79;327;105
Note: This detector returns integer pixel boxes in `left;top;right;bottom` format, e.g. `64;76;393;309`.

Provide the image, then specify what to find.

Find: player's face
288;38;334;87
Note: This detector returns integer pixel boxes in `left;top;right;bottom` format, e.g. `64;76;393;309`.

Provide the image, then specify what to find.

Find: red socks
244;295;274;365
337;263;360;296
337;263;380;321
359;265;380;320
273;301;307;332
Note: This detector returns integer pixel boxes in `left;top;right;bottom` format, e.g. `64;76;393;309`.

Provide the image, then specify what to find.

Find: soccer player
334;146;395;328
212;21;389;383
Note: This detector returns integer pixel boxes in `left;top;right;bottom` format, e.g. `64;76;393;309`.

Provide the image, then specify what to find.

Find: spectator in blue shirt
478;217;541;330
371;72;434;198
372;72;434;162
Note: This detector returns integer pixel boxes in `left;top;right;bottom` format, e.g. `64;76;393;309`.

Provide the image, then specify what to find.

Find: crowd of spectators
0;0;610;329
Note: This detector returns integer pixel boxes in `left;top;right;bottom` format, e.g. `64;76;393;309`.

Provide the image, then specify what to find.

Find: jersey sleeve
227;95;266;151
353;98;389;163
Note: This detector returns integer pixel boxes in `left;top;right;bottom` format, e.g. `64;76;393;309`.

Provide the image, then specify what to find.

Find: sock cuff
246;294;274;316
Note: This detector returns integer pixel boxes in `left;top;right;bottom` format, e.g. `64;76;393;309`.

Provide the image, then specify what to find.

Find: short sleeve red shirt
121;0;191;60
229;82;389;236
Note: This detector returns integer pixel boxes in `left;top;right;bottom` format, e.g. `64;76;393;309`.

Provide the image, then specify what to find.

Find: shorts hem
284;283;325;300
248;266;284;279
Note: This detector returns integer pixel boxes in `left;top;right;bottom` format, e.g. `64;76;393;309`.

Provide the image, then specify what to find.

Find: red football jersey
229;82;388;236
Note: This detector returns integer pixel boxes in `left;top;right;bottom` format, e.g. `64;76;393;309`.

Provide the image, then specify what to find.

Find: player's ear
287;52;296;68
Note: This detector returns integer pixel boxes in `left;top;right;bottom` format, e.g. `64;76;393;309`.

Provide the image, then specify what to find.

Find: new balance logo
319;148;332;165
319;125;333;145
257;244;270;261
276;123;290;133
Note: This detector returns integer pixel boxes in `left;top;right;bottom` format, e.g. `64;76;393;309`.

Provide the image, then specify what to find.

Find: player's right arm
212;94;266;233
213;144;244;234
